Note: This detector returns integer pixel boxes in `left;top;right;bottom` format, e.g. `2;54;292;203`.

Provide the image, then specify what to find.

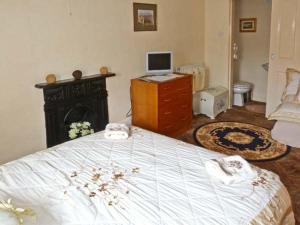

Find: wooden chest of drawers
131;74;193;136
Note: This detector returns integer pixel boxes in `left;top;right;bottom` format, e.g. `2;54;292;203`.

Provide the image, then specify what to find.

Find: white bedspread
0;127;294;225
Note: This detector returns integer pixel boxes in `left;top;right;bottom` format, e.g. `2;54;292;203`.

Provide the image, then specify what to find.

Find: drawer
159;101;191;114
159;113;191;134
176;113;192;125
159;107;192;125
159;108;177;121
177;102;192;112
159;90;192;108
159;77;192;95
159;123;177;133
158;99;192;120
159;92;177;105
175;91;192;104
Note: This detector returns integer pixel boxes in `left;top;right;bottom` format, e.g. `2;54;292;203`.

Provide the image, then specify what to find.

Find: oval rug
194;122;290;162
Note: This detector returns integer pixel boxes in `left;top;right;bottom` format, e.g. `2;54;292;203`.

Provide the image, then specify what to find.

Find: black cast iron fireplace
35;73;115;147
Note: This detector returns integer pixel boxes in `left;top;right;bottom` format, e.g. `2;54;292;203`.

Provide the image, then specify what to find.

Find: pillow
286;68;300;82
281;68;300;103
283;94;300;103
285;79;299;95
269;102;300;123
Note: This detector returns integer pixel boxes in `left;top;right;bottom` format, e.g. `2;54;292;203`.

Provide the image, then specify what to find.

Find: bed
0;127;295;225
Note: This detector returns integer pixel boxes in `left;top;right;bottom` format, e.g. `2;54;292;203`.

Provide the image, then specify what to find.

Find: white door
266;0;300;115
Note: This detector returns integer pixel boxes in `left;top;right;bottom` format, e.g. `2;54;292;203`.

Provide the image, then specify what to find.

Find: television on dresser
146;51;173;75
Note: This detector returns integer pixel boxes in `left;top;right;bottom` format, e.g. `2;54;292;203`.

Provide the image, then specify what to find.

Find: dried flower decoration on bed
0;198;36;225
250;170;278;194
68;121;94;139
241;170;279;202
224;160;243;169
64;164;140;207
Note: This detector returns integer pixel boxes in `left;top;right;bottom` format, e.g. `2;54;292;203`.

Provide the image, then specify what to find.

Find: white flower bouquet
68;121;94;139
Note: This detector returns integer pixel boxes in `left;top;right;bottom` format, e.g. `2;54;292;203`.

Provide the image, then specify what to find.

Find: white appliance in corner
176;65;207;115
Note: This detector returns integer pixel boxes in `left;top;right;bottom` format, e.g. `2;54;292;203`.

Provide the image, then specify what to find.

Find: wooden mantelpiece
35;73;115;89
35;73;115;147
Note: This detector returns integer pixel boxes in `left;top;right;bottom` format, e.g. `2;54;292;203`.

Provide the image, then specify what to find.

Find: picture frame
240;18;257;32
133;3;157;32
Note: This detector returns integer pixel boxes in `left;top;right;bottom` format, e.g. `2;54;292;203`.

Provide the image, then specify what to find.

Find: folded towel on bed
104;123;129;140
205;155;257;185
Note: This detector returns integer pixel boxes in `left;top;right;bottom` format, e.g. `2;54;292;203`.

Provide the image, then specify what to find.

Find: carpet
194;122;290;161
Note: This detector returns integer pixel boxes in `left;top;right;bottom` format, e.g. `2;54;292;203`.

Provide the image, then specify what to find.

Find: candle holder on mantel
72;70;83;80
100;67;109;75
45;74;57;84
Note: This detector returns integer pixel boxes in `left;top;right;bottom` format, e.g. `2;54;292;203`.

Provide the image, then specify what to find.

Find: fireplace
64;104;94;126
35;73;115;147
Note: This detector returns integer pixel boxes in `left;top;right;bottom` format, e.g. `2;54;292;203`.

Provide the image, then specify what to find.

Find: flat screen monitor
146;51;173;75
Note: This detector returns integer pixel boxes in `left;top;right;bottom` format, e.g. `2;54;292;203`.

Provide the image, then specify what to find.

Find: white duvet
0;127;294;225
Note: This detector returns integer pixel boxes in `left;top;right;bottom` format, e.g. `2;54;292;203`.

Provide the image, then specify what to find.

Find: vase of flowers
69;121;94;139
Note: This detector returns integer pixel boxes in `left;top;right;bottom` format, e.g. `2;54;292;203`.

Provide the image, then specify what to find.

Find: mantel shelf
35;73;115;89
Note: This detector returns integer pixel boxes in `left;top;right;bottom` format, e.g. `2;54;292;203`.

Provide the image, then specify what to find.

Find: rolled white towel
205;155;257;185
104;123;129;140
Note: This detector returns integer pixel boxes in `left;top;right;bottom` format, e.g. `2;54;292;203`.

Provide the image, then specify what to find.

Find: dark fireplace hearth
64;104;94;126
35;73;115;147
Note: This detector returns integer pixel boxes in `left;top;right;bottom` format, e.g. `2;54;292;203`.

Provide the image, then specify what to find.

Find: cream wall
234;0;272;102
204;0;231;88
0;0;204;164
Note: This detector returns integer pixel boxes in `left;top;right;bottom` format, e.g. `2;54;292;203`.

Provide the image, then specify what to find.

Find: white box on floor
198;86;229;119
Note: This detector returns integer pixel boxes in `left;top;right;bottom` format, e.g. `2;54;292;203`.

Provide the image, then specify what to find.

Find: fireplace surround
35;73;115;147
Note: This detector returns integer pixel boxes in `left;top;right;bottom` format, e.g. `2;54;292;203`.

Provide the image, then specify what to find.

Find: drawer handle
163;98;172;102
200;98;207;102
176;88;186;92
163;111;172;115
162;125;173;130
178;94;188;99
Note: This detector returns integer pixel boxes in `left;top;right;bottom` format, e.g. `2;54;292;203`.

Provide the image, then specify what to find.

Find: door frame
227;0;273;114
227;0;235;108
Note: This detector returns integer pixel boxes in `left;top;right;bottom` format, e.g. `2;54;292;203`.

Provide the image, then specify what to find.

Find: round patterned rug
194;122;290;162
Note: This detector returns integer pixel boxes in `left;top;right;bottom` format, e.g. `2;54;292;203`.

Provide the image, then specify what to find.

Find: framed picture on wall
240;18;257;32
133;3;157;32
